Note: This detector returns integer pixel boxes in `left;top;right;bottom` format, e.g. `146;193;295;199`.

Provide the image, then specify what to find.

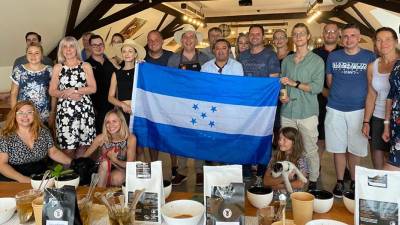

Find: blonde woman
49;36;97;158
83;109;136;187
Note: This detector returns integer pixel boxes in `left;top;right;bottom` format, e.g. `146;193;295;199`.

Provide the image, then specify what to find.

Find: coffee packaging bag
204;165;244;225
126;161;164;224
355;166;400;225
42;185;82;225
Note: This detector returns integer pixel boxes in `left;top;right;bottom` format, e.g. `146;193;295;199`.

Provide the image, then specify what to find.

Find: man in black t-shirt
145;30;172;66
85;35;116;134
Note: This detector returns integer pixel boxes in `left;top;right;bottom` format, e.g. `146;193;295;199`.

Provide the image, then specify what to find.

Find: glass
15;189;42;224
16;111;34;116
91;43;104;48
292;32;307;38
105;192;134;225
324;29;338;34
77;194;92;225
258;206;275;225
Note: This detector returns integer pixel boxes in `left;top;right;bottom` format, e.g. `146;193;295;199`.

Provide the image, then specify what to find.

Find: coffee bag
126;161;164;224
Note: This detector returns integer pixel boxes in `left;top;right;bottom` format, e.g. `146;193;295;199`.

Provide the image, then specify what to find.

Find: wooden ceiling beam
90;1;162;31
156;13;169;31
205;12;308;23
48;1;114;59
354;0;400;13
112;0;214;3
335;10;375;37
350;5;374;30
65;0;82;34
230;22;288;28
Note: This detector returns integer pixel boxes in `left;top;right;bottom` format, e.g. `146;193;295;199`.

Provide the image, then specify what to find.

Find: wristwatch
295;81;301;88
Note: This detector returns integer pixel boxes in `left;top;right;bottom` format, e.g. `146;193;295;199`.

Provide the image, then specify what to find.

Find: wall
0;66;12;92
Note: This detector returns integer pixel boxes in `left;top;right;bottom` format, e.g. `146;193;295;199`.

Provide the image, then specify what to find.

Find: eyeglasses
324;30;338;34
16;111;34;116
91;43;104;48
292;32;307;38
273;36;287;40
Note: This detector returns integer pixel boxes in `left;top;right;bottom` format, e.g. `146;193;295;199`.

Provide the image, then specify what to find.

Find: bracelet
363;121;369;124
383;120;390;125
295;81;301;88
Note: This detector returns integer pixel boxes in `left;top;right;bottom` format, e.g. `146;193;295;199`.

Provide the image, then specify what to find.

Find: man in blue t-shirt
325;24;375;197
238;24;280;182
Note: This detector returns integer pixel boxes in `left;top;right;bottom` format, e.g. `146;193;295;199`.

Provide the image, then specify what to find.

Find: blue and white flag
131;62;280;164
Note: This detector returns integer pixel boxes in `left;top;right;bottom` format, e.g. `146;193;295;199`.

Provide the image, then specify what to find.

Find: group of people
0;22;399;198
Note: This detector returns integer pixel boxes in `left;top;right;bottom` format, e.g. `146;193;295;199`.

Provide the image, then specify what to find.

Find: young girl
264;127;308;197
83;109;136;187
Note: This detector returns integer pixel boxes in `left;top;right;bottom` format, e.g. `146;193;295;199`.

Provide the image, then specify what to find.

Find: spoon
37;170;52;191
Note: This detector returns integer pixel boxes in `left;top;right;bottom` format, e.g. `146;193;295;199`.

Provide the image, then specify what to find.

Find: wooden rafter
350;5;374;30
65;0;82;34
335;10;375;37
48;1;114;59
92;1;161;31
205;13;308;23
156;13;169;31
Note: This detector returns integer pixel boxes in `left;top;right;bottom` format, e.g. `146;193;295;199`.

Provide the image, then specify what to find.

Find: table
0;182;354;224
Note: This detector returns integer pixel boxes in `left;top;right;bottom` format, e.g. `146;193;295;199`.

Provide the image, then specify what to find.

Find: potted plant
51;164;80;189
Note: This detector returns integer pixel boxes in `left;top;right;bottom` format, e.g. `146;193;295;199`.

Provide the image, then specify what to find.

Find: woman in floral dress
10;43;54;125
383;59;400;170
49;36;97;158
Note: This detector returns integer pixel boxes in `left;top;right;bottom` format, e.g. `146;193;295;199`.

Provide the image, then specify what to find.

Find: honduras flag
131;62;280;164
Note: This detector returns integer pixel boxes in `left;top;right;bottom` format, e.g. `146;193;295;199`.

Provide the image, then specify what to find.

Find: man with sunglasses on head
85;34;116;134
201;39;243;76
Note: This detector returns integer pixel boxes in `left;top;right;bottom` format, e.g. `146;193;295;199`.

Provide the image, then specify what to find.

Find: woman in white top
362;27;399;169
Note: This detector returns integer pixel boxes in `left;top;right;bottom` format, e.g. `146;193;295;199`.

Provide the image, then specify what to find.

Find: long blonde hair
1;101;43;140
272;127;304;165
57;36;82;63
102;109;130;143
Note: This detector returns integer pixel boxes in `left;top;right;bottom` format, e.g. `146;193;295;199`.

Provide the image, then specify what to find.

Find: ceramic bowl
247;186;273;209
343;191;355;214
54;173;80;189
308;190;334;213
306;219;347;225
31;173;55;191
163;180;172;199
0;198;16;224
161;200;204;225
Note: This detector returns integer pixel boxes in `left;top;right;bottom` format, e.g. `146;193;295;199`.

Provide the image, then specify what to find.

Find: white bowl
31;177;55;191
163;180;172;200
306;219;348;225
161;200;204;225
247;186;273;209
0;198;16;224
308;190;334;213
55;175;80;189
343;191;354;214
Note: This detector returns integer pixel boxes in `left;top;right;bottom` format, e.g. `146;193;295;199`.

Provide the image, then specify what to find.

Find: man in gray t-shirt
13;32;53;69
238;25;280;77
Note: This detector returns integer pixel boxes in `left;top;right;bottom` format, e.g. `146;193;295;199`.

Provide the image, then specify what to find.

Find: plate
306;219;348;225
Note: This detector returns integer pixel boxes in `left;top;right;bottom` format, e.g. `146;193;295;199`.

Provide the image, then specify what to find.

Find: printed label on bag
359;198;398;225
135;192;159;222
367;174;388;188
46;220;68;225
136;162;151;179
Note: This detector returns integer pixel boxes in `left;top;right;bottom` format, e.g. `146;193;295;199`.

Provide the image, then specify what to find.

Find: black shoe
308;181;317;191
333;182;344;198
171;173;187;185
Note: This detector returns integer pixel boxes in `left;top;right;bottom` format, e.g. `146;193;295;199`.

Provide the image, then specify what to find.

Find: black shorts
370;116;390;152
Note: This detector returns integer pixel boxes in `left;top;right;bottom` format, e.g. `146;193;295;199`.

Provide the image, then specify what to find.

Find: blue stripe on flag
134;117;272;165
137;62;280;107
